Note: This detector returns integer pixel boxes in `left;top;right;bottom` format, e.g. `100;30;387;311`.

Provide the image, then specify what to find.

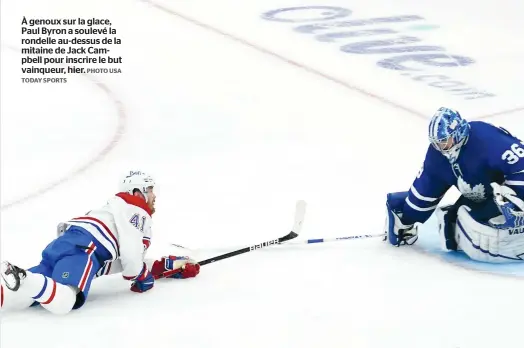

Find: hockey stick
155;200;306;279
170;233;384;253
285;233;384;245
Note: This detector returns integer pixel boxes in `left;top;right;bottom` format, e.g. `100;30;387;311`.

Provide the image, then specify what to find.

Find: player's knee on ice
42;284;78;315
435;195;501;251
20;271;79;315
27;226;110;312
15;238;105;314
455;206;524;262
436;192;524;263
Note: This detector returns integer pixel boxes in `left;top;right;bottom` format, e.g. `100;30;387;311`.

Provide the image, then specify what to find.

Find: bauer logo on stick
250;239;280;251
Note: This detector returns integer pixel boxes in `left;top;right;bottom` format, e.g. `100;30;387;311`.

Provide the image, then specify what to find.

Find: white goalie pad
455;206;524;263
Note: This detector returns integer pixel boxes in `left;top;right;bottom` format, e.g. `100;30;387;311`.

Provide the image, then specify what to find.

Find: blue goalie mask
428;107;470;162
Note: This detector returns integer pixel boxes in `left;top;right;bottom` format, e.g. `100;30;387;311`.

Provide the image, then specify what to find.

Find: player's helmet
428;107;470;162
120;170;155;200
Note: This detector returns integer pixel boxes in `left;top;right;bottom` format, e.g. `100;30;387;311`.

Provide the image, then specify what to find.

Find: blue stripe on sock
32;276;48;300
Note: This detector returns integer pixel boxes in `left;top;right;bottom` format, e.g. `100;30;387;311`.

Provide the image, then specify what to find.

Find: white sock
21;271;78;315
0;283;35;311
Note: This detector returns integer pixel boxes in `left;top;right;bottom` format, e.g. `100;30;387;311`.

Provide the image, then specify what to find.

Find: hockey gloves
491;182;524;229
151;256;200;279
384;192;418;246
129;256;199;292
130;263;155;293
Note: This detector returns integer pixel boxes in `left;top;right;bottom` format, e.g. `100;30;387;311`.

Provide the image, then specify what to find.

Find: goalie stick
287;233;385;245
171;233;384;253
155;200;306;279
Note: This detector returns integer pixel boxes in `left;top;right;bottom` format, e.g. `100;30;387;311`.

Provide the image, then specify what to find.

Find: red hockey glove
151;256;200;279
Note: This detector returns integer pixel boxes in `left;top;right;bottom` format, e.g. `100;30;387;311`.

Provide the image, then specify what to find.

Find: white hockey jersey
63;193;153;280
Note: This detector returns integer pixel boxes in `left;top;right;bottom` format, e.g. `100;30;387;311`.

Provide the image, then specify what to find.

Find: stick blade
291;200;307;235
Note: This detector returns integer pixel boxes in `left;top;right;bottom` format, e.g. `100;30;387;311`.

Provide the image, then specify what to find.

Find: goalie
384;107;524;262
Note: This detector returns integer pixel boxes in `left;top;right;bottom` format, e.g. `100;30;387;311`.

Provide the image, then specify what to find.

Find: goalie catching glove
490;183;524;229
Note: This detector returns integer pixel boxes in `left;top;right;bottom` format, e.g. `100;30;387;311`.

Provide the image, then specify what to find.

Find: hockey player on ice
384;107;524;262
0;170;200;314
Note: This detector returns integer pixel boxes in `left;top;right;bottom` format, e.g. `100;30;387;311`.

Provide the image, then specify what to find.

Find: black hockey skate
1;261;26;291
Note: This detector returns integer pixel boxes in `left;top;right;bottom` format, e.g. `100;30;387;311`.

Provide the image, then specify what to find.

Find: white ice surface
1;0;523;347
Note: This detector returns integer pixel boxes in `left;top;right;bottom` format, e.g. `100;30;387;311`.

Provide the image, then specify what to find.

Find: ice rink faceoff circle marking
0;44;127;211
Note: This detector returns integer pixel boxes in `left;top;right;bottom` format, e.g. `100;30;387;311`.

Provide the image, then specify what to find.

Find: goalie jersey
401;121;524;225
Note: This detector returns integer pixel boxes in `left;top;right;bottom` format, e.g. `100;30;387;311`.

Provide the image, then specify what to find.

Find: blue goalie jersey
401;121;524;225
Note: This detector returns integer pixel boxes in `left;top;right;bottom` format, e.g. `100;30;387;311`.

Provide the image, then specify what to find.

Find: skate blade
0;261;21;291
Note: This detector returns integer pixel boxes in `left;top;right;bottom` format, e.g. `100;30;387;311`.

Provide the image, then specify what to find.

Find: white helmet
120;170;155;199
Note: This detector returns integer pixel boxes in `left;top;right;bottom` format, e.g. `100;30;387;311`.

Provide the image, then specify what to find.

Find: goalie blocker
385;183;524;263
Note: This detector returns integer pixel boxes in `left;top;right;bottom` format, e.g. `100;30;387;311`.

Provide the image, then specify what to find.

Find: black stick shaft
156;200;305;279
198;231;298;266
155;231;298;279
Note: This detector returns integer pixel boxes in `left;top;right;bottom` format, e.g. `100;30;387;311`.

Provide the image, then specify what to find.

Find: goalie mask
428;107;470;163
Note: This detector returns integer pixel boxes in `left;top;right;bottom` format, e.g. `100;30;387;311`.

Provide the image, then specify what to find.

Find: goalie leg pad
434;195;499;252
455;206;524;263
